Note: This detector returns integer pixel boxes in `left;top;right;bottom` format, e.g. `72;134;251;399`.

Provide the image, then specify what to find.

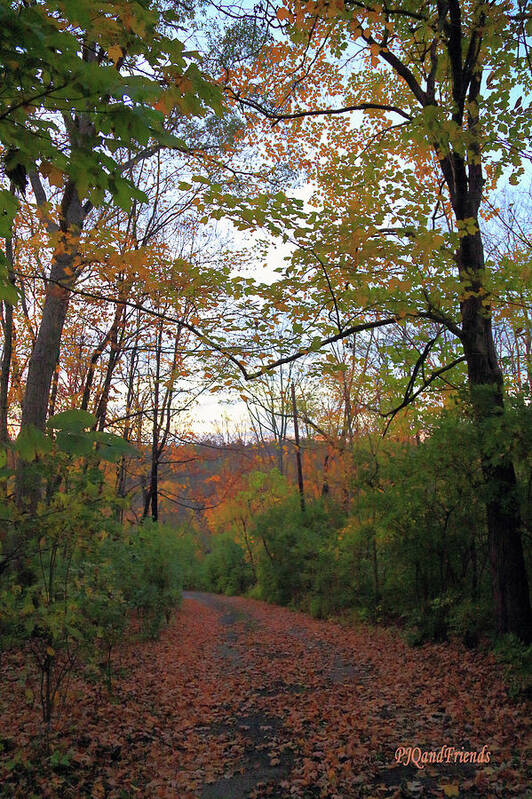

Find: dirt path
184;592;294;799
1;592;530;798
178;593;529;799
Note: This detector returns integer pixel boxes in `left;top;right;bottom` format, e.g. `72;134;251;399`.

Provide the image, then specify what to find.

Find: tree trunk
434;2;532;642
0;236;15;444
241;519;256;579
470;537;478;601
93;306;125;432
81;304;124;412
321;452;330;496
116;333;140;516
291;381;305;513
21;273;69;431
372;532;380;605
143;322;163;523
458;228;532;642
47;352;60;419
16;183;86;506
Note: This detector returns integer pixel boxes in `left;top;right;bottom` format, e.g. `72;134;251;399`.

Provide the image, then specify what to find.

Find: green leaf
91;432;140;462
15;426;52;461
0;252;17;304
0;280;18;304
56;430;94;457
47;409;96;431
0;190;19;238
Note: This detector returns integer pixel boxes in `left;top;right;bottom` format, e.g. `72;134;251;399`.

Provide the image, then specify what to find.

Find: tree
485;187;532;392
0;0;224;507
228;0;532;640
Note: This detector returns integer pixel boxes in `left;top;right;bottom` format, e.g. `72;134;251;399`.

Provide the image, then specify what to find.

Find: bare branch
233;91;413;122
383;354;467;435
28;172;60;234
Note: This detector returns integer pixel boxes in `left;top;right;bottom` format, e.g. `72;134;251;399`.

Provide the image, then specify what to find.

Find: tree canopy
0;4;531;769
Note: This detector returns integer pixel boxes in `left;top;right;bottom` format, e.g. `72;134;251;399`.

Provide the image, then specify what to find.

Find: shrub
493;634;532;698
116;521;184;638
253;496;345;610
447;596;494;647
198;534;254;596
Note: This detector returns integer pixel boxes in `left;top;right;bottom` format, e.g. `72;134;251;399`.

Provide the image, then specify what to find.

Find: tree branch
230;88;412;122
28;171;60;234
383;354;467;434
245;317;401;379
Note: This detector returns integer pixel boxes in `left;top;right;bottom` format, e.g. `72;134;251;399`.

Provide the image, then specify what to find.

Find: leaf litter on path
1;592;530;798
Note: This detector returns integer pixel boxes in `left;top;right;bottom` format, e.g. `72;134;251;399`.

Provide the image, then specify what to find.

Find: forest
0;0;531;797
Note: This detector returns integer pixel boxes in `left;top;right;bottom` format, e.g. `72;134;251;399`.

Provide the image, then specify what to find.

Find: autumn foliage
1;0;532;796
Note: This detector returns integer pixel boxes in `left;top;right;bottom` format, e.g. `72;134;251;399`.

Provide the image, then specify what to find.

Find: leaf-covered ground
1;593;530;798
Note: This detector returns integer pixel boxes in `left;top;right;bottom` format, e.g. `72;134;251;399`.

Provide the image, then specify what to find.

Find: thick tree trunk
431;1;532;642
21;271;69;431
459;229;532;642
16;274;71;508
16;183;85;506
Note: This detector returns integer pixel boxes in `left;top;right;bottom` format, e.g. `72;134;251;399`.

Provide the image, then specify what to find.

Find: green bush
447;596;494;647
198;534;254;595
0;451;190;723
406;596;454;645
493;634;532;698
116;521;184;638
253;496;345;611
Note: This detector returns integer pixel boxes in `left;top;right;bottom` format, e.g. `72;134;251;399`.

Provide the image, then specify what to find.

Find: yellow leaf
108;45;123;66
46;646;55;657
442;785;459;797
